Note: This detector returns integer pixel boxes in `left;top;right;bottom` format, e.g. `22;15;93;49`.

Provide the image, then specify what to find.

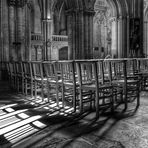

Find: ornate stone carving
94;10;106;24
8;0;28;7
8;0;16;6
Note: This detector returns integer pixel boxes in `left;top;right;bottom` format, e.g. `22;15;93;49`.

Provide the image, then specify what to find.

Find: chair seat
48;79;57;83
34;77;47;81
112;79;138;84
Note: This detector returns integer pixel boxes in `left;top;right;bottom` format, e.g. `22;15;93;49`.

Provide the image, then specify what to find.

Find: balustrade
51;35;68;42
31;33;43;42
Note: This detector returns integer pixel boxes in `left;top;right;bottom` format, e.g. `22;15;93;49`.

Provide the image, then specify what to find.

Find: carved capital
109;17;117;23
8;0;15;6
94;10;106;24
8;0;28;7
17;0;28;7
117;16;123;21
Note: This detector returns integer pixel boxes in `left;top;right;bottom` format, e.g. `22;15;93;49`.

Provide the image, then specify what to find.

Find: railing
31;33;43;41
31;34;68;42
51;35;68;42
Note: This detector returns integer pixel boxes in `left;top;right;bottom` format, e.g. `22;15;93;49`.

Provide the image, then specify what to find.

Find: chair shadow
26;102;139;148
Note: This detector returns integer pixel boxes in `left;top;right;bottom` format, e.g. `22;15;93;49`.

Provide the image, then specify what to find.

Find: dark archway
59;46;68;60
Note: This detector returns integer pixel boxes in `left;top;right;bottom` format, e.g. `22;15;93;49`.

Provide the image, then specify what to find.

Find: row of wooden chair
1;58;146;118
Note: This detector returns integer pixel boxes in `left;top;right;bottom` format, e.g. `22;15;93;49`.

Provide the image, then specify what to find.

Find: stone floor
0;81;148;148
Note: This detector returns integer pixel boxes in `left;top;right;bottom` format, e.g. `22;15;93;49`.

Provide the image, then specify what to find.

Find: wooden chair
8;61;17;90
22;61;33;97
98;59;123;109
136;58;148;91
57;61;77;113
15;61;24;93
76;60;114;118
42;61;60;107
5;61;12;86
107;59;140;109
31;61;46;103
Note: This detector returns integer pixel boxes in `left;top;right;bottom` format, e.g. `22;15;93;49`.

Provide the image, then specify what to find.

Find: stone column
8;3;15;61
2;0;9;61
16;7;23;61
84;13;89;59
88;12;94;59
146;22;148;56
83;11;94;59
111;17;117;58
67;11;76;60
143;21;148;57
122;16;127;58
117;16;123;58
72;13;76;59
67;13;74;60
143;21;147;54
42;19;53;60
0;0;2;63
40;0;53;61
7;0;27;61
75;11;79;59
24;4;31;61
80;11;84;59
67;9;94;60
126;16;130;57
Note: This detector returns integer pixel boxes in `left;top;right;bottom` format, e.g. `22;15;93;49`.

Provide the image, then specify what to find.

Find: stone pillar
143;21;146;56
67;13;73;59
80;11;84;59
42;20;46;60
84;14;88;59
40;0;53;61
8;4;15;61
2;0;9;61
126;16;130;57
75;11;80;59
67;9;94;60
83;11;94;59
143;21;148;57
117;16;123;58
0;0;2;63
111;17;117;58
72;13;76;59
88;12;94;59
42;19;53;60
67;11;77;60
17;1;28;61
146;22;148;56
122;17;127;58
24;5;31;61
7;0;27;61
16;7;23;61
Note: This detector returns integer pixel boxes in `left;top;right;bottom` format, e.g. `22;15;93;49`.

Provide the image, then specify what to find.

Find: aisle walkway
0;81;148;148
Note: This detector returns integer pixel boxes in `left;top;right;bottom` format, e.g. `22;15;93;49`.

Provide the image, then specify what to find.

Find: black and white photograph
0;0;147;147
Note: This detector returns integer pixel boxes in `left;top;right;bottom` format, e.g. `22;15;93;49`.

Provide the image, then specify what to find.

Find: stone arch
52;0;65;35
93;0;129;58
115;0;129;57
52;0;129;59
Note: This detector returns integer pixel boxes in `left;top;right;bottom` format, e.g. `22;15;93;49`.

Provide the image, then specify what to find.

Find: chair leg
41;82;44;102
95;91;100;119
34;81;37;100
25;80;27;96
22;78;24;94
